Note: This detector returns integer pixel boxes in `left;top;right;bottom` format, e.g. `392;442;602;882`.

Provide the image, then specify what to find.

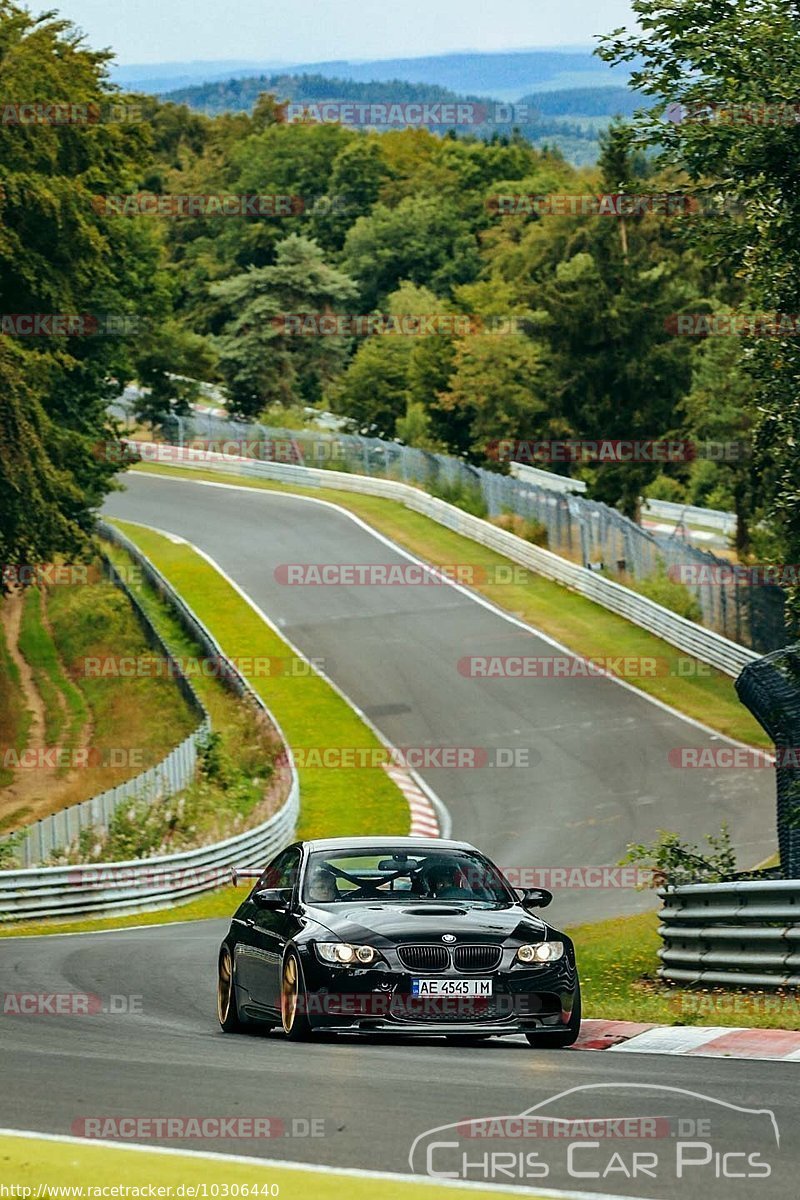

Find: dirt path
3;590;47;753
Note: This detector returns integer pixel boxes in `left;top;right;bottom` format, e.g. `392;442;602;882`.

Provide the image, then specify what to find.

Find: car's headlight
516;941;565;964
316;942;378;965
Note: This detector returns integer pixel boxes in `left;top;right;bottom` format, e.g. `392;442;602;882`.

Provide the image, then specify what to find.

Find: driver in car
307;866;339;903
426;862;474;900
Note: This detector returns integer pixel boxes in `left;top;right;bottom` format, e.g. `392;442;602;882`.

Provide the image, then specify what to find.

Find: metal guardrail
509;463;587;494
135;442;759;678
0;522;299;920
11;548;211;868
0;799;299;921
657;879;800;988
642;498;737;535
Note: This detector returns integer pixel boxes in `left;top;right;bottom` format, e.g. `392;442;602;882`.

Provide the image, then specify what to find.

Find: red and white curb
383;763;440;837
574;1019;800;1061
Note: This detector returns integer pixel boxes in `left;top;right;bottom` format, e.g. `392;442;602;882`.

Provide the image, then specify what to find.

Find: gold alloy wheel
217;949;233;1025
281;954;299;1033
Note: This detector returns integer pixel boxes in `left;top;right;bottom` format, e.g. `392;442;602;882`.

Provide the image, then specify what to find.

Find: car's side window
257;847;301;894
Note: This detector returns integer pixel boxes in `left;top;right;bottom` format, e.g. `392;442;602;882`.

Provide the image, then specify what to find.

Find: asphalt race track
0;472;794;1198
103;472;774;923
0;922;796;1199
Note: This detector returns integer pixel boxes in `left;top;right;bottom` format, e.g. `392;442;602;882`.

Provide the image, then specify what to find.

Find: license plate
411;978;492;997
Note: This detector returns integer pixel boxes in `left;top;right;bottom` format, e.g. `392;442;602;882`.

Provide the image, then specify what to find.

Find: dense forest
2;0;800;617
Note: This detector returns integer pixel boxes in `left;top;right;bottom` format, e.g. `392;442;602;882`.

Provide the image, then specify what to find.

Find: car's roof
302;836;477;853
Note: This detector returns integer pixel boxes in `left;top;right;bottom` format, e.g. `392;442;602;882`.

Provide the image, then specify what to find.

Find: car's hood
304;901;549;944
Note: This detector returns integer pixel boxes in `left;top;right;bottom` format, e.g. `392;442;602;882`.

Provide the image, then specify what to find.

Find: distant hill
112;48;634;101
161;72;606;165
164;73;475;113
523;86;656;118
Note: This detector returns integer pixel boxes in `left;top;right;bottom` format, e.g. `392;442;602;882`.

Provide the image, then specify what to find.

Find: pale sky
36;0;637;66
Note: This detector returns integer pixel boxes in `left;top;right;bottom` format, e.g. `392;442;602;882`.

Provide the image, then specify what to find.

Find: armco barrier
132;441;759;678
642;498;737;535
0;522;299;919
0;798;298;921
658;879;800;988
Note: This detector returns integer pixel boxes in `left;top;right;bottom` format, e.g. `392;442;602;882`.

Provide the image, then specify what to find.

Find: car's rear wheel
217;946;244;1033
525;985;581;1048
281;950;312;1040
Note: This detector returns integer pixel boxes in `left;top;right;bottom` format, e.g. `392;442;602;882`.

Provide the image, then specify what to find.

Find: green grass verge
45;570;195;769
0;1134;531;1200
0;615;30;790
132;462;769;748
110;520;408;841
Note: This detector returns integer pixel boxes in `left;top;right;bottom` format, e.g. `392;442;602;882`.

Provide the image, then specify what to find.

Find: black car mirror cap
518;886;553;909
252;887;292;910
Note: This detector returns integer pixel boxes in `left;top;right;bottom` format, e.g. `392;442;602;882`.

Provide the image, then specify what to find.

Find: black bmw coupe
217;836;581;1046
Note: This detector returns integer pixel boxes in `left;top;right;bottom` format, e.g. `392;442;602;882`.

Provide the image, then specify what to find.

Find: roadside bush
625;562;702;622
621;823;736;887
490;511;548;548
427;477;488;518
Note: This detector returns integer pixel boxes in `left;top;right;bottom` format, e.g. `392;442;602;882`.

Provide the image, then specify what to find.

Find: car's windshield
303;848;512;904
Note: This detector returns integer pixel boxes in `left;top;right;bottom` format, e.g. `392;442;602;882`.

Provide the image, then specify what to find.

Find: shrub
626;562;702;622
621;823;736;887
428;477;488;518
490;511;548;547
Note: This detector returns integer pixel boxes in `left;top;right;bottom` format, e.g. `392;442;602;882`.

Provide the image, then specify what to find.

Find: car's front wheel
281;949;312;1041
525;985;581;1048
217;946;244;1033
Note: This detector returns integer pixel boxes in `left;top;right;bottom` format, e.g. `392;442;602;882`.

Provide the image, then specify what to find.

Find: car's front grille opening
389;996;510;1024
453;945;502;972
397;944;450;972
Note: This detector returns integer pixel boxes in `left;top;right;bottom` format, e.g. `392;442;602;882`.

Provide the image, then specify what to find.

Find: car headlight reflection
316;942;379;966
516;941;565;964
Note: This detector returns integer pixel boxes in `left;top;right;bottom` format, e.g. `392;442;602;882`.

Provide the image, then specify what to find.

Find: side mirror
518;887;553;909
252;887;291;911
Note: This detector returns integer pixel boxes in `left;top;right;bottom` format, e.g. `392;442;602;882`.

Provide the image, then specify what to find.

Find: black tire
217;946;244;1033
281;949;312;1041
525;985;581;1048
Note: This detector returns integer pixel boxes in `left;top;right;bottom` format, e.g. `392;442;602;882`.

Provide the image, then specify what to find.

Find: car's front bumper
298;954;578;1036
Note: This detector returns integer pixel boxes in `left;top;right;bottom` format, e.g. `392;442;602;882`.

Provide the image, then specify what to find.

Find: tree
309;138;389;250
341;194;481;309
328;281;440;438
599;0;800;618
439;334;549;463
0;1;166;555
471;134;699;514
133;324;218;430
0;344;86;575
329;338;411;438
211;234;358;417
